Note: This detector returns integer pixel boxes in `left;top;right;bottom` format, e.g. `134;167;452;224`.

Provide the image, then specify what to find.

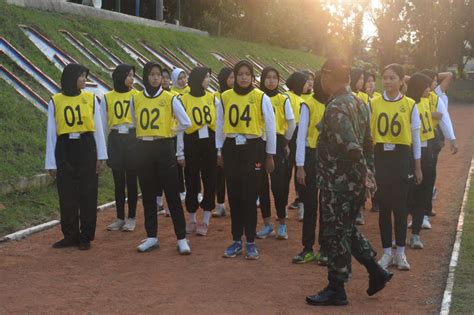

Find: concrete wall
0;174;54;195
6;0;209;37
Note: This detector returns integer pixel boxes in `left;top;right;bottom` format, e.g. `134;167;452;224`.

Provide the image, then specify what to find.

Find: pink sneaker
186;222;197;234
196;223;209;236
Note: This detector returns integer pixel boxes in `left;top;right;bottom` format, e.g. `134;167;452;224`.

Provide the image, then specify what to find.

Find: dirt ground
1;104;473;314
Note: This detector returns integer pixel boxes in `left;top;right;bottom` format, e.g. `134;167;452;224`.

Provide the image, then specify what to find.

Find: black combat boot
306;280;348;306
364;258;393;296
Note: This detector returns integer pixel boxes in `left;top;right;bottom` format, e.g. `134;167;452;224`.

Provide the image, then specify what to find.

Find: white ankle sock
396;246;405;255
203;211;211;225
156;196;163;206
218;203;225;209
383;248;392;256
189;213;197;223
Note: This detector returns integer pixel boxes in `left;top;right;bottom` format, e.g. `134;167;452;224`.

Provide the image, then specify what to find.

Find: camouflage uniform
316;86;376;283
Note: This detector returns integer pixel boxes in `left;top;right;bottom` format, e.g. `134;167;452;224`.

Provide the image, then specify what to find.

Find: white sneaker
137;238;159;252
422;216;432;229
394;253;411;270
378;253;394;269
408;221;413;228
256;197;260;207
180;192;186;202
410;234;424;249
177;239;191;255
122;218;136;232
107;218;125;231
197;193;203;203
212;204;226;217
297;203;304;222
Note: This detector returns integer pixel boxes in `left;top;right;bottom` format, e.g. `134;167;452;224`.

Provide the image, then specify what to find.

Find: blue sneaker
223;241;243;258
256;224;274;239
245;242;259;260
276;224;288;240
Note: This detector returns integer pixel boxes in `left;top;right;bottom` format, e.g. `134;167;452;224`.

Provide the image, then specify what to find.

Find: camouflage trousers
320;188;376;283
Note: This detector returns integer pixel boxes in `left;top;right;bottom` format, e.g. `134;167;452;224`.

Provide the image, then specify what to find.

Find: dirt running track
1;104;473;314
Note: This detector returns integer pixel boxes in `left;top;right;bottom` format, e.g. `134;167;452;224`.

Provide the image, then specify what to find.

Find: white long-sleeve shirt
45;96;108;170
129;88;191;158
295;105;310;166
434;94;456;140
368;92;421;159
283;98;296;141
215;93;277;154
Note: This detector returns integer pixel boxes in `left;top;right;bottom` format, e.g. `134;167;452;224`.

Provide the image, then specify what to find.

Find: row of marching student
45;57;458;306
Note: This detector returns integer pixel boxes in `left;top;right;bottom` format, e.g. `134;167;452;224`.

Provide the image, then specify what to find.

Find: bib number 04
228;104;251;128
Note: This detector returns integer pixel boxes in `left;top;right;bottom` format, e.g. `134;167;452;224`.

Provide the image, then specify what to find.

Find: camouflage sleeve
360;103;375;172
325;103;362;158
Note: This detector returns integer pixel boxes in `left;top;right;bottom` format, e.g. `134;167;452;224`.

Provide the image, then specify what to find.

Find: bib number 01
420;112;432;134
229;104;251;128
140;108;160;130
64;105;84;127
377;112;401;137
192;105;212;125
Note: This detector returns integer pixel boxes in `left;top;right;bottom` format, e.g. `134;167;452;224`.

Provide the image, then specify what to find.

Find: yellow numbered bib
52;91;95;136
370;95;415;146
428;91;440;129
417;97;435;142
180;91;216;134
104;89;138;128
305;96;326;148
270;94;289;136
133;90;174;138
171;85;190;96
357;91;369;105
284;91;304;124
221;89;265;136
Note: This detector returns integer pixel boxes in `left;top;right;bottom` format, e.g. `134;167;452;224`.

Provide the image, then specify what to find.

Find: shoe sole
293;257;317;264
107;227;123;231
256;232;274;239
367;273;394;296
122;228;135;232
276;235;288;240
178;250;191;255
137;244;160;253
223;250;242;258
245;255;259;260
306;299;349;306
196;231;208;236
211;213;226;218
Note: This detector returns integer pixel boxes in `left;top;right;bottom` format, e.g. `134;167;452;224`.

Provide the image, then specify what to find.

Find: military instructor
306;57;393;306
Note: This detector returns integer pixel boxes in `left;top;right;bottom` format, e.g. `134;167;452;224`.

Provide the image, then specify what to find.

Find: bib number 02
228;104;251;128
377;112;402;137
140;108;160;130
64;105;84;127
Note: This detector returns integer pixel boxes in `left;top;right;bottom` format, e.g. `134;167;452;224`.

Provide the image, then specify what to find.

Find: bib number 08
192;105;212;125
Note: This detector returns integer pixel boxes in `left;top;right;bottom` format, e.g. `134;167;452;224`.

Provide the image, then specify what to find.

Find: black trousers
111;169;138;219
173;137;186;194
428;130;443;215
55;132;98;243
183;131;216;212
375;144;411;248
287;126;301;202
299;147;323;251
136;138;186;240
107;129;138;219
216;165;226;204
223;138;265;243
408;145;435;235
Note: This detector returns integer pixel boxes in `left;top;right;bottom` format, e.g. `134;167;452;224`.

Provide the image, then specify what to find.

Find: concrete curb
0;173;53;195
440;157;474;315
0;199;121;243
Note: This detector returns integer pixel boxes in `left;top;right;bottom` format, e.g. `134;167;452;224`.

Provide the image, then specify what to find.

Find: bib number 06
377;112;402;137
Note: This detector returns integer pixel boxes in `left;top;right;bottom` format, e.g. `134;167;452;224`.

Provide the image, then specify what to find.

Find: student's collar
144;87;163;98
383;91;402;101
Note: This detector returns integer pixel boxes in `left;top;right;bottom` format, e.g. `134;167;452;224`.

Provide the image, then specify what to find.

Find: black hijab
406;73;432;103
313;71;329;104
350;68;364;93
112;64;135;93
143;61;162;96
189;67;211;97
259;66;280;97
217;67;233;93
61;63;89;97
233;60;255;95
286;71;308;96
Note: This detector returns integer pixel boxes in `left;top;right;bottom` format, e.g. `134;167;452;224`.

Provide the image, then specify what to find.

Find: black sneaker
306;286;348;306
78;240;91;250
52;239;79;249
367;267;393;296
